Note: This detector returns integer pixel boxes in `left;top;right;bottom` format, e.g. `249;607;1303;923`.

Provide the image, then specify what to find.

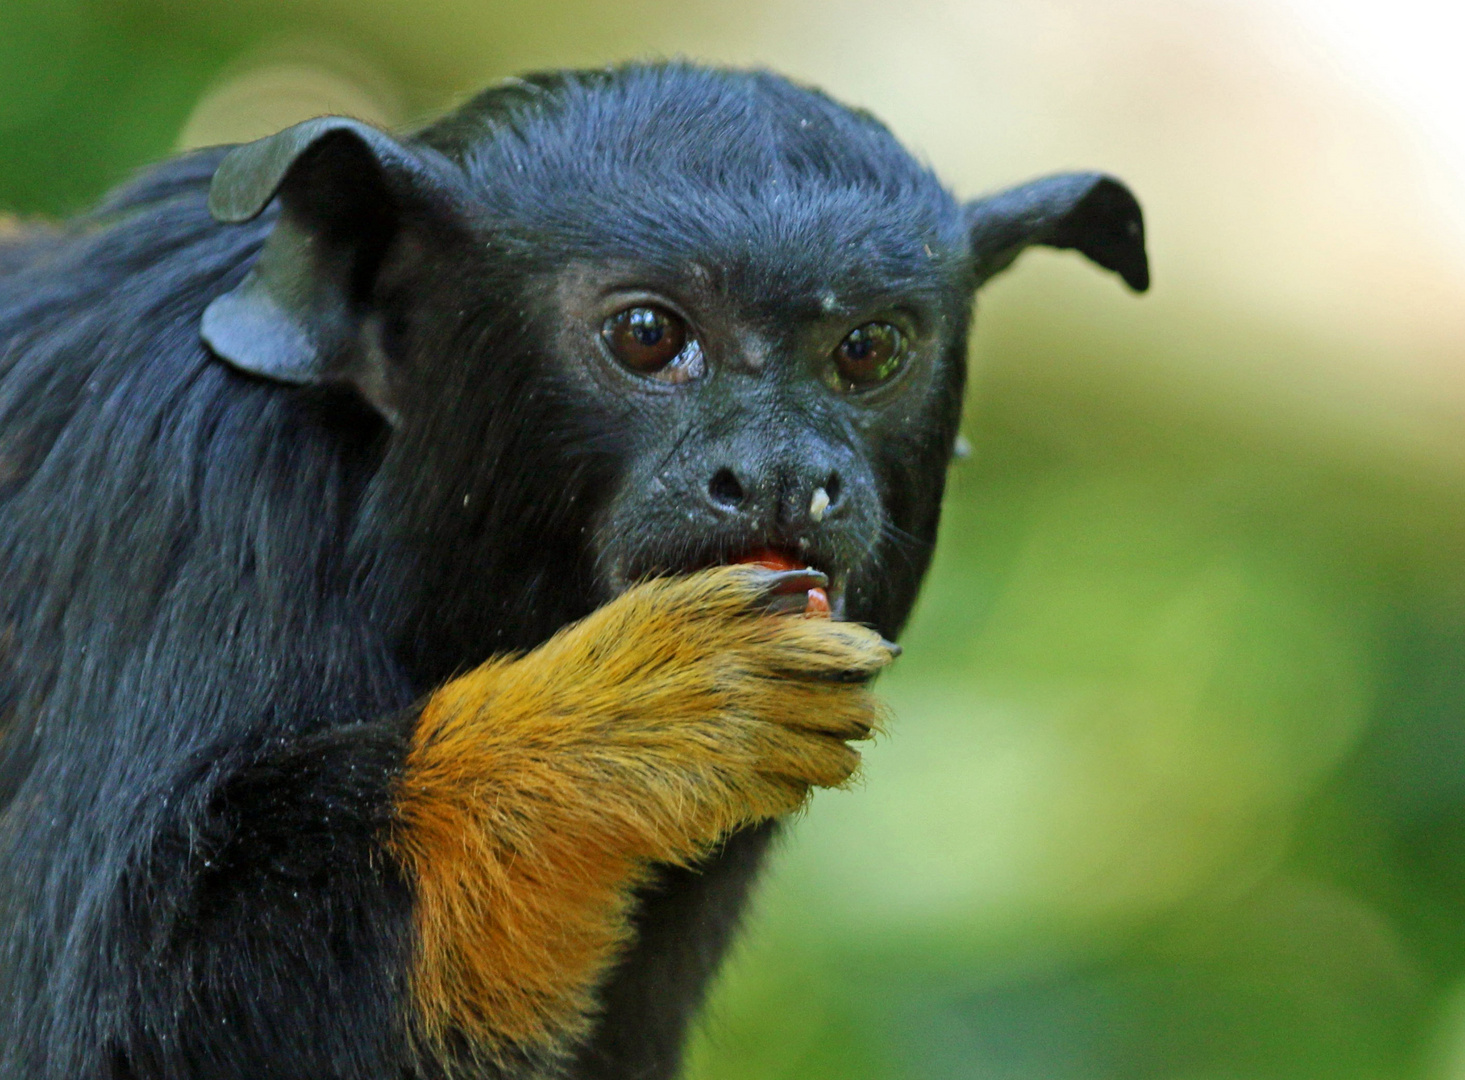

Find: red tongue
735;548;831;616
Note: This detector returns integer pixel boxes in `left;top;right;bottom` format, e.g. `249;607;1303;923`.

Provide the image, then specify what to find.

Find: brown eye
833;322;906;388
602;305;688;374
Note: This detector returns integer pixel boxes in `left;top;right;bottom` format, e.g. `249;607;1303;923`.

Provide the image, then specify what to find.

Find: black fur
0;63;1145;1078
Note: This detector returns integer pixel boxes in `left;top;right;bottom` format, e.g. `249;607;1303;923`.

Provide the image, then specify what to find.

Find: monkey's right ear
964;172;1149;292
201;117;465;423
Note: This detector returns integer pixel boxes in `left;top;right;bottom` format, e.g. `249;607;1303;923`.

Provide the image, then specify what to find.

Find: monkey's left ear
964;172;1149;292
201;116;465;424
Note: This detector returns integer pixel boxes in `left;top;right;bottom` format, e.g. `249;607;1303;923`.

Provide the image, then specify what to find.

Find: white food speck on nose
809;487;830;523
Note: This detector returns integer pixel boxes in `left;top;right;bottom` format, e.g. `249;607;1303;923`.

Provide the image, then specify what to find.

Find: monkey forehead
417;64;968;286
529;195;961;318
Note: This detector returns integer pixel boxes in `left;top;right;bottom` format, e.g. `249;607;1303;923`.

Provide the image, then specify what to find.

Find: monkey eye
602;305;701;382
831;322;906;389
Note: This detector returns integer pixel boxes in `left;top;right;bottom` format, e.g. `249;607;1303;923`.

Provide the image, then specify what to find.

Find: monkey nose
703;465;843;527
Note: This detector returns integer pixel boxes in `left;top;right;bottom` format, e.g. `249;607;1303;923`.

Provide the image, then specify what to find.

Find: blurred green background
7;0;1465;1076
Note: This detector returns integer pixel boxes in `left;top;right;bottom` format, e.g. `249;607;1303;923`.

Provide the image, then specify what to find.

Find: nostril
823;472;842;507
708;468;746;509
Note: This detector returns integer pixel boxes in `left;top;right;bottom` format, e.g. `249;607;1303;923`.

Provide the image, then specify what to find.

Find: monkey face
542;245;971;627
420;69;986;633
199;65;1145;653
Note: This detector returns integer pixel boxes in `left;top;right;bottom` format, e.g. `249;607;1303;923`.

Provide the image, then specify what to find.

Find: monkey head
199;66;1147;672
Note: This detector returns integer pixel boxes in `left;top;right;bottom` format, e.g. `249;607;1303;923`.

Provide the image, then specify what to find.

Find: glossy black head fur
197;64;1145;680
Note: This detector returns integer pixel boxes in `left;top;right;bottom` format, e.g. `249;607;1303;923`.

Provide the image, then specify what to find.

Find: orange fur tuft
388;565;894;1059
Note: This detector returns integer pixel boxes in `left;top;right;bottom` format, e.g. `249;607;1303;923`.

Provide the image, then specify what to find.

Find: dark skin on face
0;64;1146;1079
546;257;955;617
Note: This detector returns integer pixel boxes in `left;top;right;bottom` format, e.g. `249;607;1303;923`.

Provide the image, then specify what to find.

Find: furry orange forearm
388;567;891;1056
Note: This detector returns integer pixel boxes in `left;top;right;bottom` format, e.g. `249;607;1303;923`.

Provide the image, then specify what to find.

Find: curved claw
744;567;829;611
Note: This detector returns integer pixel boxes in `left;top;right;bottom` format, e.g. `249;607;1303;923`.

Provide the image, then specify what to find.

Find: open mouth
732;546;833;616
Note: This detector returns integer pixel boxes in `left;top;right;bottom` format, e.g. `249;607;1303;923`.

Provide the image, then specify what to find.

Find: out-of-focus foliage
6;2;1465;1077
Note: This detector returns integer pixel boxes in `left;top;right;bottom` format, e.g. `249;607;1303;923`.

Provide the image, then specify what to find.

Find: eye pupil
843;331;873;360
629;308;665;346
833;322;904;388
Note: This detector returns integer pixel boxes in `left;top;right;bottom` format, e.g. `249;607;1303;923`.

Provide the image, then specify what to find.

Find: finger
756;627;897;684
732;668;882;734
741;566;829;608
755;730;862;790
764;591;811;617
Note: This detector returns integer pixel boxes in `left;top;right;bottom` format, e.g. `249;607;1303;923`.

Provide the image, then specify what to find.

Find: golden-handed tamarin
0;63;1146;1079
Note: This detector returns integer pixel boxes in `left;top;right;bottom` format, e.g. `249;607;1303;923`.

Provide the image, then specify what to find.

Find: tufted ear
965;172;1149;292
201;117;463;423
